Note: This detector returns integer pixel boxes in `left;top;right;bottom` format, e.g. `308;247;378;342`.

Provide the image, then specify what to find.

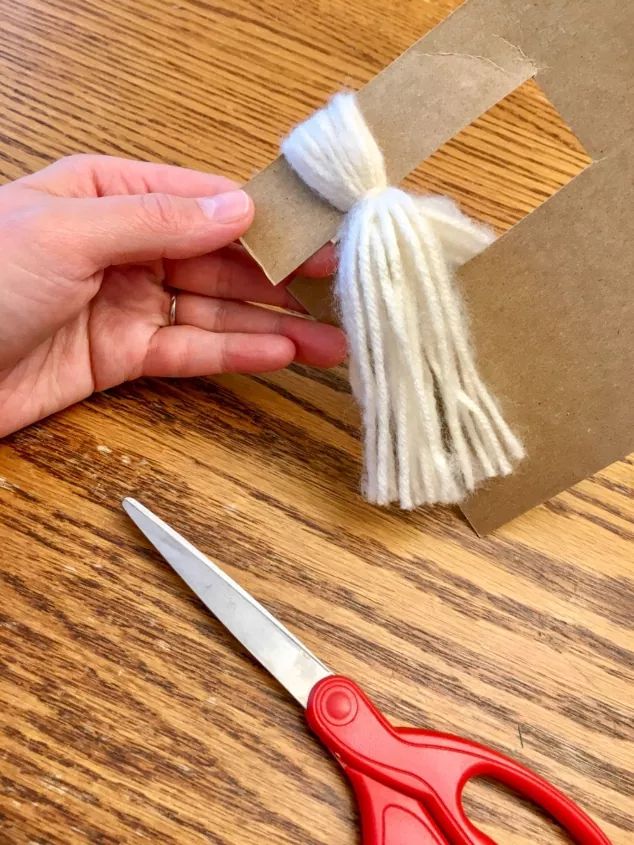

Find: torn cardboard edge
242;0;633;534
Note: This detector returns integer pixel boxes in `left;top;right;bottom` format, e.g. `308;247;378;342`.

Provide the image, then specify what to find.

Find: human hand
0;155;344;437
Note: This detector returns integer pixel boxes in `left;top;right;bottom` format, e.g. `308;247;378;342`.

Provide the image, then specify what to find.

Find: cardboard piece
290;276;338;326
242;5;537;283
243;0;633;533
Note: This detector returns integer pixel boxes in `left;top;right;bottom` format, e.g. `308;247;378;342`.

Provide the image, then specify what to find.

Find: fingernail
198;190;251;223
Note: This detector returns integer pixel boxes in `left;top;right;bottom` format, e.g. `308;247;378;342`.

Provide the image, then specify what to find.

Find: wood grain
0;1;632;844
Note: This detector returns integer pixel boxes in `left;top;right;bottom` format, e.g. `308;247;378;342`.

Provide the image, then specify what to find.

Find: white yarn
282;93;524;508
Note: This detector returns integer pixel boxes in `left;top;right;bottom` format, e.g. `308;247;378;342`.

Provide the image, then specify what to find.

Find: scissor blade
123;498;331;707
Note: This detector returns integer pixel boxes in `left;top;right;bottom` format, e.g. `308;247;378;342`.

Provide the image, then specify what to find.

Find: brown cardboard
290;276;338;326
243;0;634;533
242;1;537;282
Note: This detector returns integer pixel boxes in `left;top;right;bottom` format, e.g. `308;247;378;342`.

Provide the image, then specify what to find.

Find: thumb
64;189;254;269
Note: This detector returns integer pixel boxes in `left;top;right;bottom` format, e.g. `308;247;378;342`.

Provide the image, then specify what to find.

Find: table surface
0;1;632;843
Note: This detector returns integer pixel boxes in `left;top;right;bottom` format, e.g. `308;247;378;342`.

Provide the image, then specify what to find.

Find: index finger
23;154;239;199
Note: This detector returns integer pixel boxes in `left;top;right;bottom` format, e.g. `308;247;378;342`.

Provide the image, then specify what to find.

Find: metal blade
123;498;331;707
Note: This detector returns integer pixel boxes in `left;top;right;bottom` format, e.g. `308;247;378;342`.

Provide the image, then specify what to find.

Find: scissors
123;498;611;845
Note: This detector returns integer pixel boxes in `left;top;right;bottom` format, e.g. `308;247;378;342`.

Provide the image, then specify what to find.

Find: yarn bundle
282;93;524;509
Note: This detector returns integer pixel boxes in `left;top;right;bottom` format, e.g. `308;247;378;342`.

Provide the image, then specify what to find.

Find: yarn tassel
282;93;524;508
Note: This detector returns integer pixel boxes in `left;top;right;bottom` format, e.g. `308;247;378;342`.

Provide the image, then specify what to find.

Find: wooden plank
0;2;631;843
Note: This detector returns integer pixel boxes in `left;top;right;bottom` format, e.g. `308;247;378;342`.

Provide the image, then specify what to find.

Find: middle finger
165;246;307;311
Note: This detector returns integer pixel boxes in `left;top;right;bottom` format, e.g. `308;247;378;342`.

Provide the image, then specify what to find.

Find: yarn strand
282;92;524;508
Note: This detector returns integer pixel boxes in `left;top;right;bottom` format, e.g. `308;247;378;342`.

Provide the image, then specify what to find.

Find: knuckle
61;152;91;166
54;153;96;175
218;336;231;374
139;192;182;231
213;255;234;298
211;299;230;333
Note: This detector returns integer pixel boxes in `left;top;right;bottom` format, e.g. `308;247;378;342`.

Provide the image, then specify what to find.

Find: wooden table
1;1;632;843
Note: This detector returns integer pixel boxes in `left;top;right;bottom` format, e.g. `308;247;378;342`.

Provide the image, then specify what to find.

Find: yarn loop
282;92;387;212
282;93;524;509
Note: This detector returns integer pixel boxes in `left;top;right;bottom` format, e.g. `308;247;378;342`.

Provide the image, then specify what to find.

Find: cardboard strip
242;0;537;283
242;0;633;532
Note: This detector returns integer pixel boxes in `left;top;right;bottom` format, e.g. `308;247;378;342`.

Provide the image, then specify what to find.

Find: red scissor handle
306;676;611;845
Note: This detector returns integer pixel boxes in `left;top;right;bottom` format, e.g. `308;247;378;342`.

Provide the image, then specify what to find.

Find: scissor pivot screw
323;687;358;725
